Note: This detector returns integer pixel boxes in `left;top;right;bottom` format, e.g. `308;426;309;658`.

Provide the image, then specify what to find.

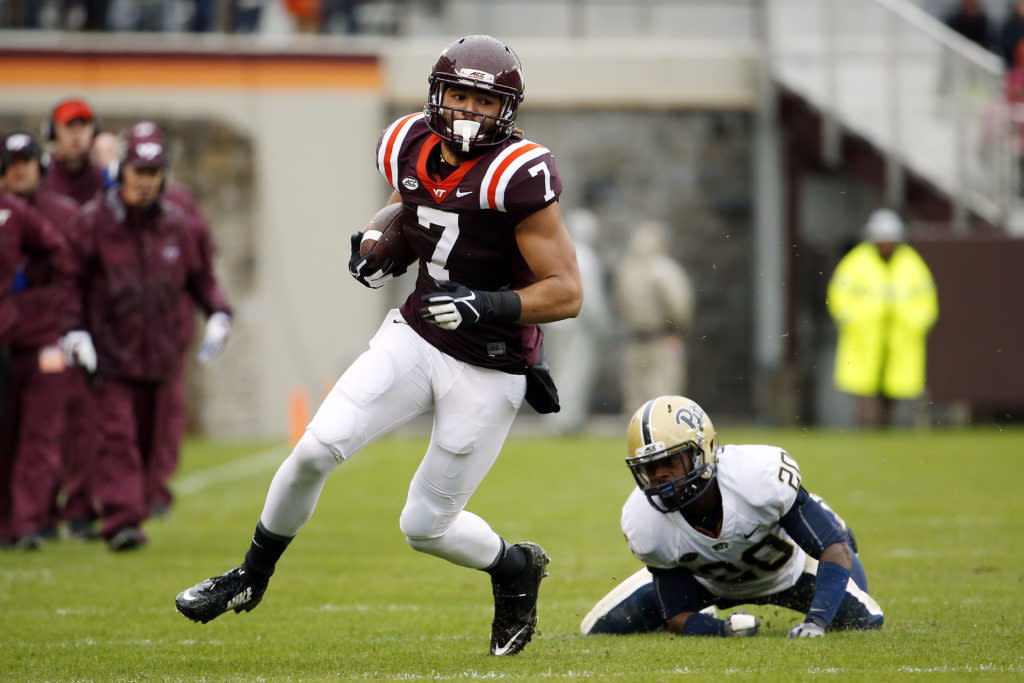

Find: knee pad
290;430;341;477
398;495;446;544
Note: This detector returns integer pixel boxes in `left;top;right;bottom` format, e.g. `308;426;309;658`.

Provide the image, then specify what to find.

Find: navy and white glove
198;312;231;364
59;330;97;373
419;280;521;330
723;611;761;637
787;620;827;639
348;232;405;289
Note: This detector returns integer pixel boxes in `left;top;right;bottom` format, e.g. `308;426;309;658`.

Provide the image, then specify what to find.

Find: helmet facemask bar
425;77;521;153
627;441;714;513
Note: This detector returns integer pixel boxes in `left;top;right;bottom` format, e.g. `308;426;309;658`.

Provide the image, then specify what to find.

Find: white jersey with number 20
621;444;807;601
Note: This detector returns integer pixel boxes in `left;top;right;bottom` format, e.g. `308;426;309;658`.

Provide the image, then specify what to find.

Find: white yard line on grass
174;446;285;496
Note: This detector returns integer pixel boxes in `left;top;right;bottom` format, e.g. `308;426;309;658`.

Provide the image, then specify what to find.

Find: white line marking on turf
174;446;284;496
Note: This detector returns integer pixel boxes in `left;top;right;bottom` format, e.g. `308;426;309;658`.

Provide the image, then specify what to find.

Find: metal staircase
765;0;1017;233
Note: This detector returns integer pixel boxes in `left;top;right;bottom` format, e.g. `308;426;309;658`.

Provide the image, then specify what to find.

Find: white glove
59;330;97;373
788;620;827;639
723;611;760;637
198;312;231;364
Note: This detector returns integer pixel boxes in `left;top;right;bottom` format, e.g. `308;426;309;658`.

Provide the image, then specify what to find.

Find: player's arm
512;201;582;324
780;486;853;637
651;567;760;638
419;202;582;330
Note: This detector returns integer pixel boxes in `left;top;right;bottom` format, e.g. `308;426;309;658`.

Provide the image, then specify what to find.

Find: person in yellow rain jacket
827;209;938;427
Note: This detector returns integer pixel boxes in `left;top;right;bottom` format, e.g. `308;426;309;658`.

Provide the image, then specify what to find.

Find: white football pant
260;309;526;569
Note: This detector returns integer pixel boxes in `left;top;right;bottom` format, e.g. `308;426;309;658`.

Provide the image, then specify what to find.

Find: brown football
359;203;416;269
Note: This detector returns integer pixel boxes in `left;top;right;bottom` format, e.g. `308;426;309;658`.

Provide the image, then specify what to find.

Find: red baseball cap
53;98;95;125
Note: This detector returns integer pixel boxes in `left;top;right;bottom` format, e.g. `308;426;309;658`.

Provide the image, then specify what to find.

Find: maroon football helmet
424;35;525;155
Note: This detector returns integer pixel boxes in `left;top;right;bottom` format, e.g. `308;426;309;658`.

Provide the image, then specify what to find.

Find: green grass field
3;424;1023;681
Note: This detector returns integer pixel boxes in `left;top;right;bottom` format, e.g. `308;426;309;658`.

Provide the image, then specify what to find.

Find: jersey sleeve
727;445;802;522
478;140;561;218
621;488;680;569
376;113;425;191
779;487;848;558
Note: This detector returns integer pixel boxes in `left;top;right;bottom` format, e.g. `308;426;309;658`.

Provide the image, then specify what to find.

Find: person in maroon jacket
152;179;232;517
2;130;103;542
39;98;105;206
93;123;233;519
67;122;231;551
0;188;88;549
176;35;583;657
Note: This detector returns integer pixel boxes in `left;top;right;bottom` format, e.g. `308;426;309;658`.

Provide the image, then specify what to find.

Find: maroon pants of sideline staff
94;378;165;540
0;349;68;541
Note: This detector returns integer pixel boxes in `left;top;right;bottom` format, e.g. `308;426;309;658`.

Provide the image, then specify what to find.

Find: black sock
484;539;527;582
242;521;293;579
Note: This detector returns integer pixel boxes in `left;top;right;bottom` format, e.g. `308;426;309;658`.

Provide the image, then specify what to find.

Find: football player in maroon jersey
177;35;583;657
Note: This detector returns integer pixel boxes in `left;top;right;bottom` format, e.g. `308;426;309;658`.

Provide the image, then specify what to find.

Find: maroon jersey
40;157;105;206
377;113;562;372
68;188;223;381
0;192;78;348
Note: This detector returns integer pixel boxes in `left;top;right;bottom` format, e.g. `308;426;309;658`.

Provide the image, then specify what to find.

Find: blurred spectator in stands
40;97;104;206
613;220;695;417
286;0;320;33
232;0;265;32
323;0;361;34
826;209;938;428
2;1;45;28
944;0;993;50
108;0;166;31
999;0;1024;67
190;0;215;31
979;41;1024;191
542;208;612;434
60;0;111;30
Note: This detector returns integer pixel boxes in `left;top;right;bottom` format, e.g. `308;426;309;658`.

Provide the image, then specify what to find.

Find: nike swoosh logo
455;189;473;197
742;527;759;539
493;625;528;655
179;587;200;602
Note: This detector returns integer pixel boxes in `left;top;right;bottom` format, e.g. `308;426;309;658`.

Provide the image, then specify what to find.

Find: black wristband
479;289;522;323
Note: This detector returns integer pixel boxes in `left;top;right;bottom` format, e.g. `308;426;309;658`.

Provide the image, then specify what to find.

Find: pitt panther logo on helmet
675;405;707;444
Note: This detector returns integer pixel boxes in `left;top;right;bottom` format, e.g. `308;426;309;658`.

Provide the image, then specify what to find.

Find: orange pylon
288;386;311;447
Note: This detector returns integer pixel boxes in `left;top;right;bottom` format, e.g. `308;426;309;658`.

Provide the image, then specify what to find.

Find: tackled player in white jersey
581;396;883;638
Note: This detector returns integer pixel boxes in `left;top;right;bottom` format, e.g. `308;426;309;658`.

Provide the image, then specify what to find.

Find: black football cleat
107;526;147;552
489;542;550;656
175;566;268;624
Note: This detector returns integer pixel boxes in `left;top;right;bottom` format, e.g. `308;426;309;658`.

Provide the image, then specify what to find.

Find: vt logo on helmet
625;396;719;513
